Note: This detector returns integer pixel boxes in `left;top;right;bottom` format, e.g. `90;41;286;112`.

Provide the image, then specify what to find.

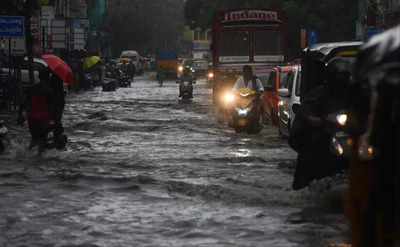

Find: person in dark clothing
127;62;136;80
49;73;65;140
27;68;54;154
291;57;352;190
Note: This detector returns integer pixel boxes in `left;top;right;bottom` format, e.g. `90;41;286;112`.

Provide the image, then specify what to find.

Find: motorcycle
0;120;9;154
224;88;263;134
178;66;196;100
179;80;194;100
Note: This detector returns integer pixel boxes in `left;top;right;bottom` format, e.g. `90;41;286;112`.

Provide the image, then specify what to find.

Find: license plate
238;119;248;126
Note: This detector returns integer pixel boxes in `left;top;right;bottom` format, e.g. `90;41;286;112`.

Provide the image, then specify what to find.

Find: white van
120;50;143;75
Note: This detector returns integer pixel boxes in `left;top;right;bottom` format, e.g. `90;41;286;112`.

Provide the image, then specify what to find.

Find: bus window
219;31;250;62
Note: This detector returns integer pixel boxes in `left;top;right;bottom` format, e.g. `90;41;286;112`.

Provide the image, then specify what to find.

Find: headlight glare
336;114;348;126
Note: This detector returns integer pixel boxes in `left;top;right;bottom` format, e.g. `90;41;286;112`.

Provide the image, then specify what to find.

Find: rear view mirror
292;104;300;114
278;88;290;97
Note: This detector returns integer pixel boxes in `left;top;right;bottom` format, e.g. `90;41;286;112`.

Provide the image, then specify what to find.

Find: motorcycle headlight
237;108;250;116
224;93;235;103
336;114;348;126
278;100;284;106
208;72;214;79
178;66;184;72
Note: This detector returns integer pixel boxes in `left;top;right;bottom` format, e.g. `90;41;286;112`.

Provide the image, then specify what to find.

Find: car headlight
224;93;235;103
336;114;348;126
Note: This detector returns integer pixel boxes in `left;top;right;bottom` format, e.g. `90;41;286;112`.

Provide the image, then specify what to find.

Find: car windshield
279;71;290;88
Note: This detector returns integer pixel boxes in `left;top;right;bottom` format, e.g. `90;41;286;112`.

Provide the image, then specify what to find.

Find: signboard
0;16;25;37
193;41;210;51
0;37;26;56
223;10;281;23
307;29;318;46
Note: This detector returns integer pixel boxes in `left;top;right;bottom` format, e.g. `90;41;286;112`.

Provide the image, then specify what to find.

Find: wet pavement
1;73;348;247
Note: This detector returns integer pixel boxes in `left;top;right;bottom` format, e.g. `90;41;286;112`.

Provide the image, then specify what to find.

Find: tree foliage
184;0;358;58
101;0;184;56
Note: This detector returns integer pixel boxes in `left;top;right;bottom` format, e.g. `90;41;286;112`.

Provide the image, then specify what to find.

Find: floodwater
1;73;348;247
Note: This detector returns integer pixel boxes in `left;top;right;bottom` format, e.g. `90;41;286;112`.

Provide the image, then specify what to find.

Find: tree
101;0;184;56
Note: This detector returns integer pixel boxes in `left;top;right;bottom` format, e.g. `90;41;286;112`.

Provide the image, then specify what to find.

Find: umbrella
83;56;101;70
42;54;75;85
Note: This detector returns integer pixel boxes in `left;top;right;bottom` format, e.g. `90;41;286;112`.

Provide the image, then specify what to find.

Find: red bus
211;9;287;105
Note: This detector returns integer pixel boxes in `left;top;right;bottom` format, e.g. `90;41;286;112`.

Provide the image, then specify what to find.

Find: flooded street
1;73;348;247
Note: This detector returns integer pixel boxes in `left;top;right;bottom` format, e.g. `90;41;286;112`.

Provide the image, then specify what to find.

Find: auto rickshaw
289;41;363;190
343;26;400;247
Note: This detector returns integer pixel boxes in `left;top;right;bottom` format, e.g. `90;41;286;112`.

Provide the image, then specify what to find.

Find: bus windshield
254;30;283;62
219;31;250;62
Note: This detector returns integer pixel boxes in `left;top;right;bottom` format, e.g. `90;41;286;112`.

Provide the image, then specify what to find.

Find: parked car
277;64;301;137
262;65;294;124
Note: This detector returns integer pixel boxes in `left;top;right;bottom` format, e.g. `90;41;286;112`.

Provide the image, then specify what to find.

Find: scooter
0;120;9;154
179;80;194;100
224;88;263;134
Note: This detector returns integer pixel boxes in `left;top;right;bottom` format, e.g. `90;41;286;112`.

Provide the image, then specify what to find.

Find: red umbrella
42;54;75;85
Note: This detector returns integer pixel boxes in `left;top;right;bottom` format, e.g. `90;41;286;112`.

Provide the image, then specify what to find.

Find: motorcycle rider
233;65;264;93
290;57;351;190
231;65;264;120
178;66;195;98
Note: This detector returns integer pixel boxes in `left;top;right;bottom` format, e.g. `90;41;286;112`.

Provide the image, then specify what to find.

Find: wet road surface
1;73;348;246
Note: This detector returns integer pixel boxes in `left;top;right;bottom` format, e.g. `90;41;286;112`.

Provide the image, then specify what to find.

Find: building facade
182;25;211;60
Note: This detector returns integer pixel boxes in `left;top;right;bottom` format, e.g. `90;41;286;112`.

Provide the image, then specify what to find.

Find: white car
277;64;301;137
